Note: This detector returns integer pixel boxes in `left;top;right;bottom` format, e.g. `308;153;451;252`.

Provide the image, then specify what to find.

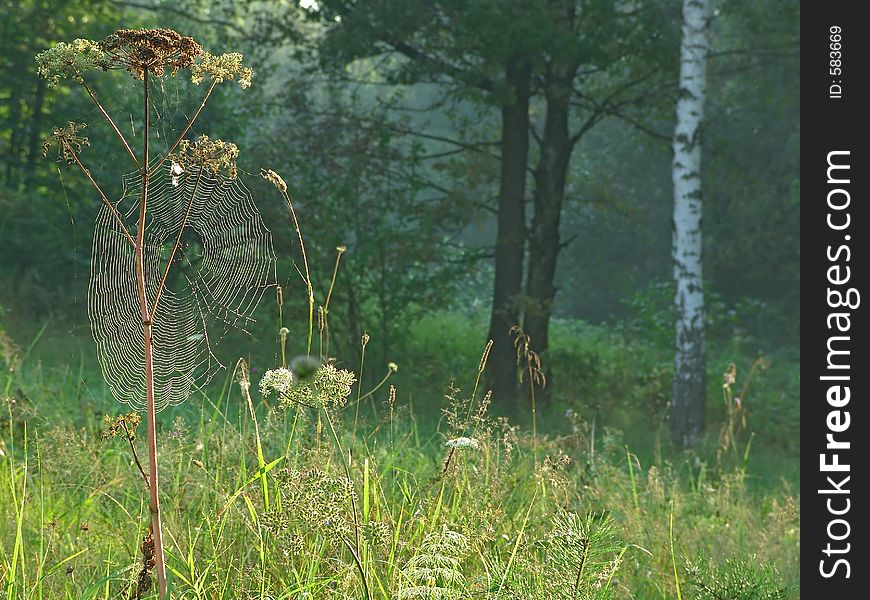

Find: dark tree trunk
522;70;574;406
25;77;47;181
5;85;23;185
486;58;531;412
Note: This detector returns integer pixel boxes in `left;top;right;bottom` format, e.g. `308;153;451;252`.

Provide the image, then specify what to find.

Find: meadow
1;304;800;599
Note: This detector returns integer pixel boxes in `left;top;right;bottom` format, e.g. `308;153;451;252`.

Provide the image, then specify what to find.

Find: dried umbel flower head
35;38;110;86
169;135;239;178
362;521;391;548
42;121;90;164
190;52;253;88
36;29;253;92
99;28;202;79
101;411;142;441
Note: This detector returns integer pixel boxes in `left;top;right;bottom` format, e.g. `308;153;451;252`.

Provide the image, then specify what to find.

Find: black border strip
802;1;866;594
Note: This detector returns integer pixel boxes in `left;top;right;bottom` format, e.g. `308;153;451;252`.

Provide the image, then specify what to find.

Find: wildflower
35;39;110;86
311;364;355;407
190;51;253;88
445;436;479;450
259;367;294;398
363;521;391;548
388;362;398;373
169;135;239;178
102;412;141;440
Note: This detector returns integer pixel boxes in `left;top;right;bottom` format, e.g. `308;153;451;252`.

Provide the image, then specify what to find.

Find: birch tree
670;0;712;446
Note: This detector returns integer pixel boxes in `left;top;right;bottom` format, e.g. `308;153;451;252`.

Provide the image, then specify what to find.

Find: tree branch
388;40;495;93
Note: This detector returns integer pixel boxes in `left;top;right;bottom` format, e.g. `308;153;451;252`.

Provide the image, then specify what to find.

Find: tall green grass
1;324;798;598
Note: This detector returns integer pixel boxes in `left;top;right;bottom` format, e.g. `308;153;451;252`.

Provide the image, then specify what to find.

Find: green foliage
399;527;469;599
684;557;792;600
487;511;626;599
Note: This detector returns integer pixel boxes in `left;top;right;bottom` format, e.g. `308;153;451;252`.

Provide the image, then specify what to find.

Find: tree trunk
25;77;46;181
5;85;23;185
523;68;574;408
486;58;531;412
670;0;711;446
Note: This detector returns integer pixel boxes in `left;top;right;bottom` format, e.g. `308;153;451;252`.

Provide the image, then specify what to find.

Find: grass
1;317;799;599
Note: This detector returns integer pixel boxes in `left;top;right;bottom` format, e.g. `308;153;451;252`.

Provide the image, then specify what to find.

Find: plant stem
136;70;168;600
669;500;683;600
63;142;136;247
341;537;372;600
79;74;140;170
322;247;345;358
280;189;314;355
121;420;149;487
320;406;371;600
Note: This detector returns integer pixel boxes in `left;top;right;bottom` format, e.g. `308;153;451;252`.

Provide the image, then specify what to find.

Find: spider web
88;161;277;412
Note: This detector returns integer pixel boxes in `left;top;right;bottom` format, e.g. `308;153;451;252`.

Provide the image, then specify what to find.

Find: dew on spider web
88;162;277;411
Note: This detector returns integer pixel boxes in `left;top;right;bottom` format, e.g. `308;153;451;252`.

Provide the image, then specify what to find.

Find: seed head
261;168;287;193
99;28;202;79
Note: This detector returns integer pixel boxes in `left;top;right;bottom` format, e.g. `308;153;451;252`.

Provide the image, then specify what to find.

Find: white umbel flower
259;367;294;398
445;437;479;450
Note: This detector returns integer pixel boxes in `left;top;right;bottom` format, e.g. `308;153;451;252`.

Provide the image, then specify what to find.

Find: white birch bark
670;0;711;446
